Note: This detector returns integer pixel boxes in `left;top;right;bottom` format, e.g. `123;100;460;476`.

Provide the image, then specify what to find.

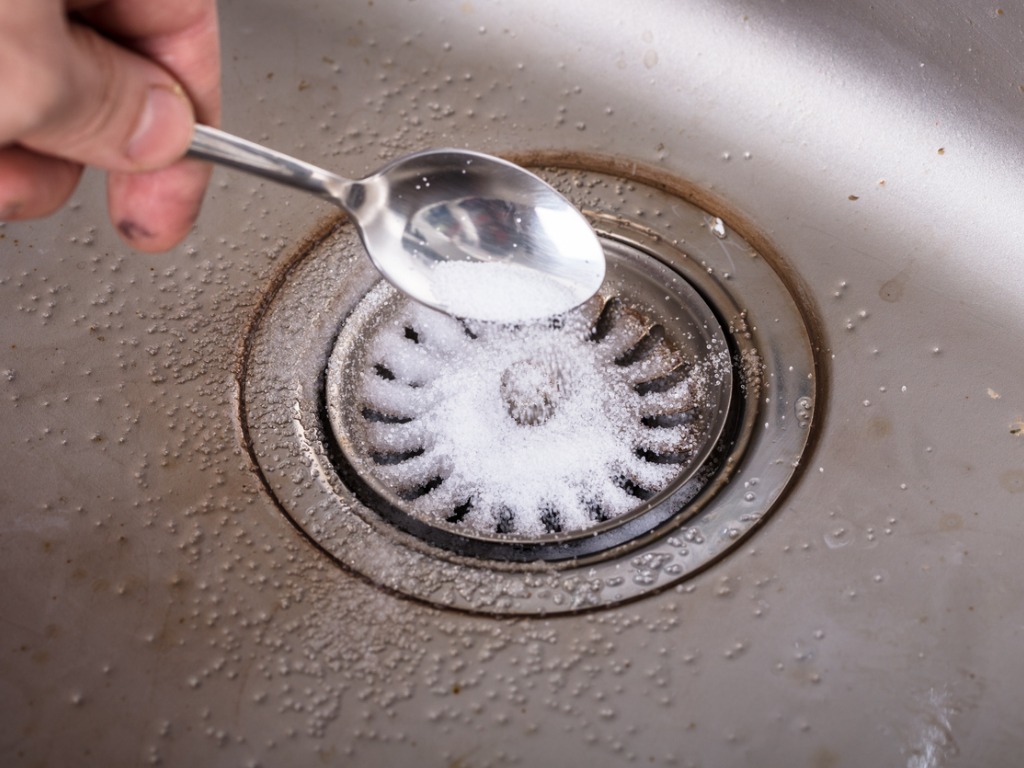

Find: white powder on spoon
428;260;582;322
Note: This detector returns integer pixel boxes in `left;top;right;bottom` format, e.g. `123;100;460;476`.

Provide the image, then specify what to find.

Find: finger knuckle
0;46;68;140
69;31;125;137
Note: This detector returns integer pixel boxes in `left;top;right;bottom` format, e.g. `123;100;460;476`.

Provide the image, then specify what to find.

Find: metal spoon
187;125;605;321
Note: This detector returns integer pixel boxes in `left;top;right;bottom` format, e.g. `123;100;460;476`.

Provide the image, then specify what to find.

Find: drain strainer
241;160;821;614
325;240;733;561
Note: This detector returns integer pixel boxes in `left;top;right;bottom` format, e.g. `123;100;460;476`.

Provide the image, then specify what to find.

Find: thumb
20;22;196;173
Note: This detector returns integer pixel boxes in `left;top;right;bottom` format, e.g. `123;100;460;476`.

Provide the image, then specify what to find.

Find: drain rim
239;159;823;615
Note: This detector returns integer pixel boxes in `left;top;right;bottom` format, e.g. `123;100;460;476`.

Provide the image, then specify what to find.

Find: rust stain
867;416;892;439
999;469;1024;494
939;512;963;532
813;746;840;768
879;272;908;303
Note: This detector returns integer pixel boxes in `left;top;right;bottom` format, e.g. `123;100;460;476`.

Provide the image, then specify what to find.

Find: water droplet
795;396;813;427
824;526;850;549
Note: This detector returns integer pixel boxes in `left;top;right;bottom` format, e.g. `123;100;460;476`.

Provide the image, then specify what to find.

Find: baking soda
356;299;726;536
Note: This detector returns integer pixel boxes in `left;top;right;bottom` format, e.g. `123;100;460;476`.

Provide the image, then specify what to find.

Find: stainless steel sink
3;1;1023;765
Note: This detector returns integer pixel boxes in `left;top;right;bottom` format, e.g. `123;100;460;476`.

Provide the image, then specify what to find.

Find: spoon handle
187;124;351;202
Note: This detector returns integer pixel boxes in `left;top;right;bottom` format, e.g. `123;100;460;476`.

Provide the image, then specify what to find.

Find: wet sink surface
2;0;1023;765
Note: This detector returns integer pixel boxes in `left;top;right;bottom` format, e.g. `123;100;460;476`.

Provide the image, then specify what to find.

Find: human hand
0;0;220;251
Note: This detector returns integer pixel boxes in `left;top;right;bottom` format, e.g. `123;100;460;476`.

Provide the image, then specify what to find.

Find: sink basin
3;1;1023;765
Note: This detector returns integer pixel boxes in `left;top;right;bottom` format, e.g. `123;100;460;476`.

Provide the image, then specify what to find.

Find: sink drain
325;239;733;561
241;159;822;614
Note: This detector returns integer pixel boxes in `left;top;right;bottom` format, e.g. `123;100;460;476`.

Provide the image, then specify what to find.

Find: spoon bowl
188;125;605;321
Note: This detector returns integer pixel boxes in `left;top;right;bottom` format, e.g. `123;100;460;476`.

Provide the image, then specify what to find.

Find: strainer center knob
499;357;570;427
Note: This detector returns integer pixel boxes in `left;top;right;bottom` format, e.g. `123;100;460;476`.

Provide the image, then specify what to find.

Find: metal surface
188;125;605;320
3;0;1024;765
240;167;815;612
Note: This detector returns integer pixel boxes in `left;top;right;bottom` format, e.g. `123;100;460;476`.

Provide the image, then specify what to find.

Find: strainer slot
360;408;413;425
615;475;656;501
641;409;696;428
398;475;445;501
538;505;562;534
614;324;666;367
373;363;396;380
634;363;691;395
446;499;474;524
369;447;425;466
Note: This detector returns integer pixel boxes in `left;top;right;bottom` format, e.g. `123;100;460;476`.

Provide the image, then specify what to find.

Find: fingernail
117;219;155;241
127;84;194;167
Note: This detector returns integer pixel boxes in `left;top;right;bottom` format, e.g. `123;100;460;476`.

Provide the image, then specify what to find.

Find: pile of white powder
354;300;725;537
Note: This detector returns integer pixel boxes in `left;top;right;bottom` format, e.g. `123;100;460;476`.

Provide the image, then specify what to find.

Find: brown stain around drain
879;276;905;303
879;262;915;303
939;512;964;531
813;746;840;768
